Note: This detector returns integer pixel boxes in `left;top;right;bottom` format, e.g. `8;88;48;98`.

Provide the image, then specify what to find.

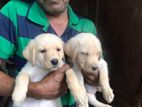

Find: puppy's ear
23;40;36;66
97;39;103;60
98;50;103;60
64;39;79;62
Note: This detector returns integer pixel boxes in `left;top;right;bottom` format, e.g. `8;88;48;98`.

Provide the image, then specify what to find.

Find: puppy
12;33;65;107
64;33;114;107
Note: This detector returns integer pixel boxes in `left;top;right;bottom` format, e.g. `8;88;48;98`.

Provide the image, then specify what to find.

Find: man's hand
28;64;70;99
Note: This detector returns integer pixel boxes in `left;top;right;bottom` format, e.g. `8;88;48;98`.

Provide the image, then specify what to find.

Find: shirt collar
27;2;79;31
27;1;49;31
67;5;79;26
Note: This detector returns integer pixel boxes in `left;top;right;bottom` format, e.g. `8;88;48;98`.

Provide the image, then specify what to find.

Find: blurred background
0;0;142;107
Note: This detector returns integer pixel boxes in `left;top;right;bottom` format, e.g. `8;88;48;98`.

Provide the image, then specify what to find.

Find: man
0;0;97;106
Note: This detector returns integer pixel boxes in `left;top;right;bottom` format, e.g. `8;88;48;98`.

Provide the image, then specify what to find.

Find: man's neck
47;9;69;37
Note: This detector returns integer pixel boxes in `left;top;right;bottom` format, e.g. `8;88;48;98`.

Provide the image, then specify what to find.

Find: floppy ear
64;39;79;62
23;40;36;66
97;38;103;60
98;49;103;60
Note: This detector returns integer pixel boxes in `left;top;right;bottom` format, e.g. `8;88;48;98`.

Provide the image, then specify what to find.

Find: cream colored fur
12;33;65;107
64;33;114;107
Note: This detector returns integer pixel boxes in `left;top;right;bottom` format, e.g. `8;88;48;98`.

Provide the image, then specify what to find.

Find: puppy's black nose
51;59;58;65
92;66;98;71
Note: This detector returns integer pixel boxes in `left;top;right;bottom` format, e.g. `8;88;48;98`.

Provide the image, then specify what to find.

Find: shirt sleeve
0;2;17;59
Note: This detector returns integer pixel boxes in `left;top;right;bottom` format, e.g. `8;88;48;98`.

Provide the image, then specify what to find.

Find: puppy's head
23;33;65;70
65;33;102;73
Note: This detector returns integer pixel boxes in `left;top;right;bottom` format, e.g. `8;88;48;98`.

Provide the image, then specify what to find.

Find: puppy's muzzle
51;58;58;66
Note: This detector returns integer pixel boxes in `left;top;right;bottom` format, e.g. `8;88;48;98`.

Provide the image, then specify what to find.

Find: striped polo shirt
0;0;97;106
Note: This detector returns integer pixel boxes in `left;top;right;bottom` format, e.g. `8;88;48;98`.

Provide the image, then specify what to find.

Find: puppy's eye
57;48;61;52
81;52;89;56
40;49;46;53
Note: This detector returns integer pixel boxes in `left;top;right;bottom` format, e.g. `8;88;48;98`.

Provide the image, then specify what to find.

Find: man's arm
0;71;15;96
0;59;69;99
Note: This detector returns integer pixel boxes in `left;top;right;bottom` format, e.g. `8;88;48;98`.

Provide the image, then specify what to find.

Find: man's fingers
57;64;70;73
54;72;65;82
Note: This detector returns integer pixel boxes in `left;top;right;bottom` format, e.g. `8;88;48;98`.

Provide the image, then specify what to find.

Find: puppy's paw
73;88;88;107
105;105;112;107
99;104;112;107
102;87;114;103
78;103;89;107
12;90;27;106
78;102;89;107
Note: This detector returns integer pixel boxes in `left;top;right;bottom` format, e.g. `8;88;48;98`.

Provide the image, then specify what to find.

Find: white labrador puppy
64;33;114;107
12;33;65;107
